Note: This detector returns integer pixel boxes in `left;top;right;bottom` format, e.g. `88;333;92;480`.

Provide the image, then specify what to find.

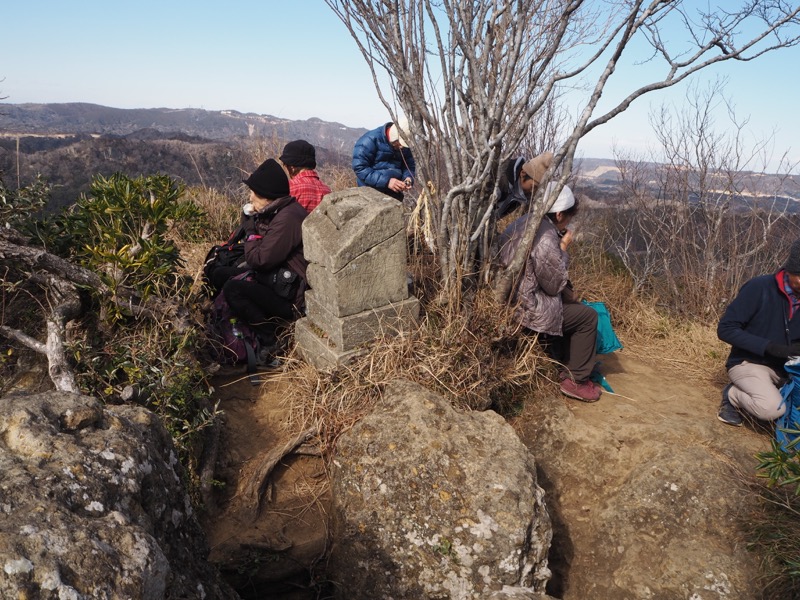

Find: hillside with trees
0;103;364;210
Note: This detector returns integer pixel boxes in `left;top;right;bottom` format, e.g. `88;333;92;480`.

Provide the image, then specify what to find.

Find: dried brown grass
570;242;729;384
318;164;356;193
278;262;553;453
183;185;241;242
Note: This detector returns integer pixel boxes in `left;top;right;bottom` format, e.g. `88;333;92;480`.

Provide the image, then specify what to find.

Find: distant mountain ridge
1;102;797;213
0;102;370;209
0;102;368;155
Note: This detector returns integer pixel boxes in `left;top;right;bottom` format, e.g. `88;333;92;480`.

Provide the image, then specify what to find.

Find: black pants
222;278;295;341
534;302;598;382
208;265;250;293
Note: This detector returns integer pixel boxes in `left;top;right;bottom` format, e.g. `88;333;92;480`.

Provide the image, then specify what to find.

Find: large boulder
0;390;237;599
328;379;554;599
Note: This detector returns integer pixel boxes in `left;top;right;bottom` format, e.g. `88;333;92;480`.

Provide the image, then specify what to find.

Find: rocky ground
202;350;771;599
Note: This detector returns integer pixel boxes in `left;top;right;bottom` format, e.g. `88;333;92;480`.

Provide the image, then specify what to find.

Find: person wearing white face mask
499;182;601;403
221;159;309;357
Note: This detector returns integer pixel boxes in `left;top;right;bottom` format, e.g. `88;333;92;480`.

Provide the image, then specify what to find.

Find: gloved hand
765;342;800;359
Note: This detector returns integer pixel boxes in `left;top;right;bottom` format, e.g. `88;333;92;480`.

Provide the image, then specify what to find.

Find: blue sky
3;1;798;171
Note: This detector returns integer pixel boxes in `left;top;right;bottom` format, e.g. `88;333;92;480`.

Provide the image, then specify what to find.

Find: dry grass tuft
279;272;552;453
184;185;241;242
318;164;357;193
570;244;729;383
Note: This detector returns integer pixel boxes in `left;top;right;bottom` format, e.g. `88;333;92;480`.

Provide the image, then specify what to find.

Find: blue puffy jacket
352;123;416;198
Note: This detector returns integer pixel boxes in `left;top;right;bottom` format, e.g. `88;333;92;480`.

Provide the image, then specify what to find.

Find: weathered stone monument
295;187;420;370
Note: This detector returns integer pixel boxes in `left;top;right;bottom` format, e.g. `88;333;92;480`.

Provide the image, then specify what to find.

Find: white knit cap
387;116;409;148
545;182;575;213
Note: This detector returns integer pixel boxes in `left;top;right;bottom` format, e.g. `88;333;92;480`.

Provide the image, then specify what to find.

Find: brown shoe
560;378;601;402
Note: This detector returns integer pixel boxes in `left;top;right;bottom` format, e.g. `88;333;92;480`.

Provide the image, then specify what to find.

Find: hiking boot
560;378;601;403
717;385;743;426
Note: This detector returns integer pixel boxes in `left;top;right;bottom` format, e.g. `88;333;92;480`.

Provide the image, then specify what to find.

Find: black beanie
243;159;290;199
280;140;316;169
785;239;800;274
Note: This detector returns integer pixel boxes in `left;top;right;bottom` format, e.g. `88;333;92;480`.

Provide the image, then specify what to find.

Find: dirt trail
202;371;329;599
202;351;772;598
513;350;770;598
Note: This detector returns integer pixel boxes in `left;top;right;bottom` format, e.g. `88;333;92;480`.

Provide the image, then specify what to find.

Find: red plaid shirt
290;170;331;213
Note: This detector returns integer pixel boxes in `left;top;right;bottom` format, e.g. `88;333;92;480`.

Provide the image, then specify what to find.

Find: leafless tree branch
325;0;800;301
0;227;194;391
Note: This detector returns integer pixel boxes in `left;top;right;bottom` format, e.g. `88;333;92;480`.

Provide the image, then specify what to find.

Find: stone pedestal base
305;291;420;349
294;318;368;371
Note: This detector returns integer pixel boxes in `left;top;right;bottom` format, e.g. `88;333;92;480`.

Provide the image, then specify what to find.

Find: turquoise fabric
582;300;623;355
590;369;614;393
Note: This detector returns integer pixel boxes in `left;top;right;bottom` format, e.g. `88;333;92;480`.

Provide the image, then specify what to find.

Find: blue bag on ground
777;358;800;453
582;300;623;355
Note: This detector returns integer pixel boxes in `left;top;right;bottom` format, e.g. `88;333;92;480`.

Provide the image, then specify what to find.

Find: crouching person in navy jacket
717;239;800;426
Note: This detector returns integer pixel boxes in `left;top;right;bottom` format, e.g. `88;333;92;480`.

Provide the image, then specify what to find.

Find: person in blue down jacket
352;118;416;201
716;239;800;426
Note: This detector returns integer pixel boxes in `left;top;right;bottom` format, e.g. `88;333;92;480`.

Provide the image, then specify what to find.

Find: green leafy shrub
13;172;218;503
37;173;204;305
757;434;800;495
745;382;800;595
0;173;50;228
69;322;218;483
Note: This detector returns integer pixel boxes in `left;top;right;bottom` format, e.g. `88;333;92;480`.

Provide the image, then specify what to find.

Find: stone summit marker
295;187;420;370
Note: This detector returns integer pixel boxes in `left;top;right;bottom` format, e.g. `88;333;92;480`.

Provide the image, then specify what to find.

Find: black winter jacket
717;271;800;372
243;195;308;307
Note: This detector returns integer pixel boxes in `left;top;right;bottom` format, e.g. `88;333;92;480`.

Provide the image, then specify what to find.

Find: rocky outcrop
0;390;237;599
328;379;554;600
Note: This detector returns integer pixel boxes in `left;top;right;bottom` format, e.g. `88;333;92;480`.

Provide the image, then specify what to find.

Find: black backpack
203;225;247;291
207;272;280;385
